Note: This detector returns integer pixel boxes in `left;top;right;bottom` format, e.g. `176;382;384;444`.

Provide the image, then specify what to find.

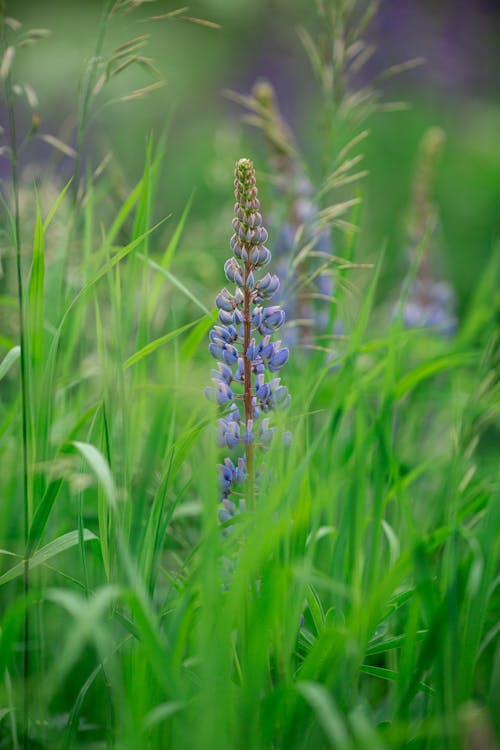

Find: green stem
72;0;114;203
6;68;31;750
59;0;114;310
243;258;255;509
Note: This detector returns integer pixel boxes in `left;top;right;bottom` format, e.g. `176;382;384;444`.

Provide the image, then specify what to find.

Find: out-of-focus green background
6;0;500;313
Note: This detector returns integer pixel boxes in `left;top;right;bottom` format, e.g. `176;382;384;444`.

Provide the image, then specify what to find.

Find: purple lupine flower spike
206;158;290;520
401;128;457;335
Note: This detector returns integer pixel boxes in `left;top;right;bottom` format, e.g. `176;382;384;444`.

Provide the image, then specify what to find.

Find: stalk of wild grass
227;0;424;361
0;10;48;746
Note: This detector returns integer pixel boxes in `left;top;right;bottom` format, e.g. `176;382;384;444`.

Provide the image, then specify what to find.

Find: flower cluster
272;173;336;346
401;128;457;336
403;278;457;335
206;158;290;521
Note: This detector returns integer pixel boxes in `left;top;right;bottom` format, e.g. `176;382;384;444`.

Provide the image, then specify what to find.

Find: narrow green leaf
61;635;131;750
54;217;170;348
149;193;193;313
0;591;39;675
0;530;97;586
360;664;434;696
27;477;64;556
307;585;326;634
366;630;427;656
180;310;217;360
73;441;117;508
105;176;144;246
124;315;205;369
395;352;477;399
144;701;185;730
28;199;45;367
297;681;353;749
86;216;171;296
0;345;20;381
43;586;122;703
43;178;73;231
140;253;210;314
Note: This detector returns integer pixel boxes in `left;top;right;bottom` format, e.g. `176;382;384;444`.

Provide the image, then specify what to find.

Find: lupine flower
402;279;456;335
401;128;457;335
272;173;336;347
206;158;290;519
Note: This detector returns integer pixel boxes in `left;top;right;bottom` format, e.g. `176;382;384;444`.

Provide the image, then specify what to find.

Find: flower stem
243;258;255;508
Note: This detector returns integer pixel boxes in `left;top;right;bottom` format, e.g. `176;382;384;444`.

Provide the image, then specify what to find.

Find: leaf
459;243;500;344
0;591;39;675
366;631;427;656
139;451;175;590
124;315;205;370
359;664;434;696
149;193;193;313
180;310;217;360
297;681;353;749
0;708;13;723
0;530;97;586
43;178;73;231
28;198;45;367
73;441;117;508
43;586;121;703
27;477;64;556
57;216;170;335
61;662;104;749
105;176;144;245
306;585;325;634
144;701;185;730
139;254;210;314
381;520;400;566
0;346;20;381
395;352;477;399
86;217;170;293
61;634;131;750
348;249;383;353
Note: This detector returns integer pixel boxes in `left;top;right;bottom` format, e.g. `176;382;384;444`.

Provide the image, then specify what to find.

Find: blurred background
3;0;500;316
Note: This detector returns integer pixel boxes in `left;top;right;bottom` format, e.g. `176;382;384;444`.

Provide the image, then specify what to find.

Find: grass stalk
5;67;31;750
72;0;114;204
58;0;115;310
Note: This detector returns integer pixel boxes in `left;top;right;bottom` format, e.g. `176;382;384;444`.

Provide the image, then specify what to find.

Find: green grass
1;2;500;749
0;151;498;748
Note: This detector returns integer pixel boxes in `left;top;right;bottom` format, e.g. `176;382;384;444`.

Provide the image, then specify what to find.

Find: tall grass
1;2;499;749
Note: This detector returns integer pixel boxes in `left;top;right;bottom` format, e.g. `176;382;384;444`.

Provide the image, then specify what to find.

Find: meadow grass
1;2;499;749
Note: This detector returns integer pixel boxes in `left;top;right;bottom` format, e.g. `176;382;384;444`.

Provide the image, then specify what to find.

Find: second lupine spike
206;158;290;519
